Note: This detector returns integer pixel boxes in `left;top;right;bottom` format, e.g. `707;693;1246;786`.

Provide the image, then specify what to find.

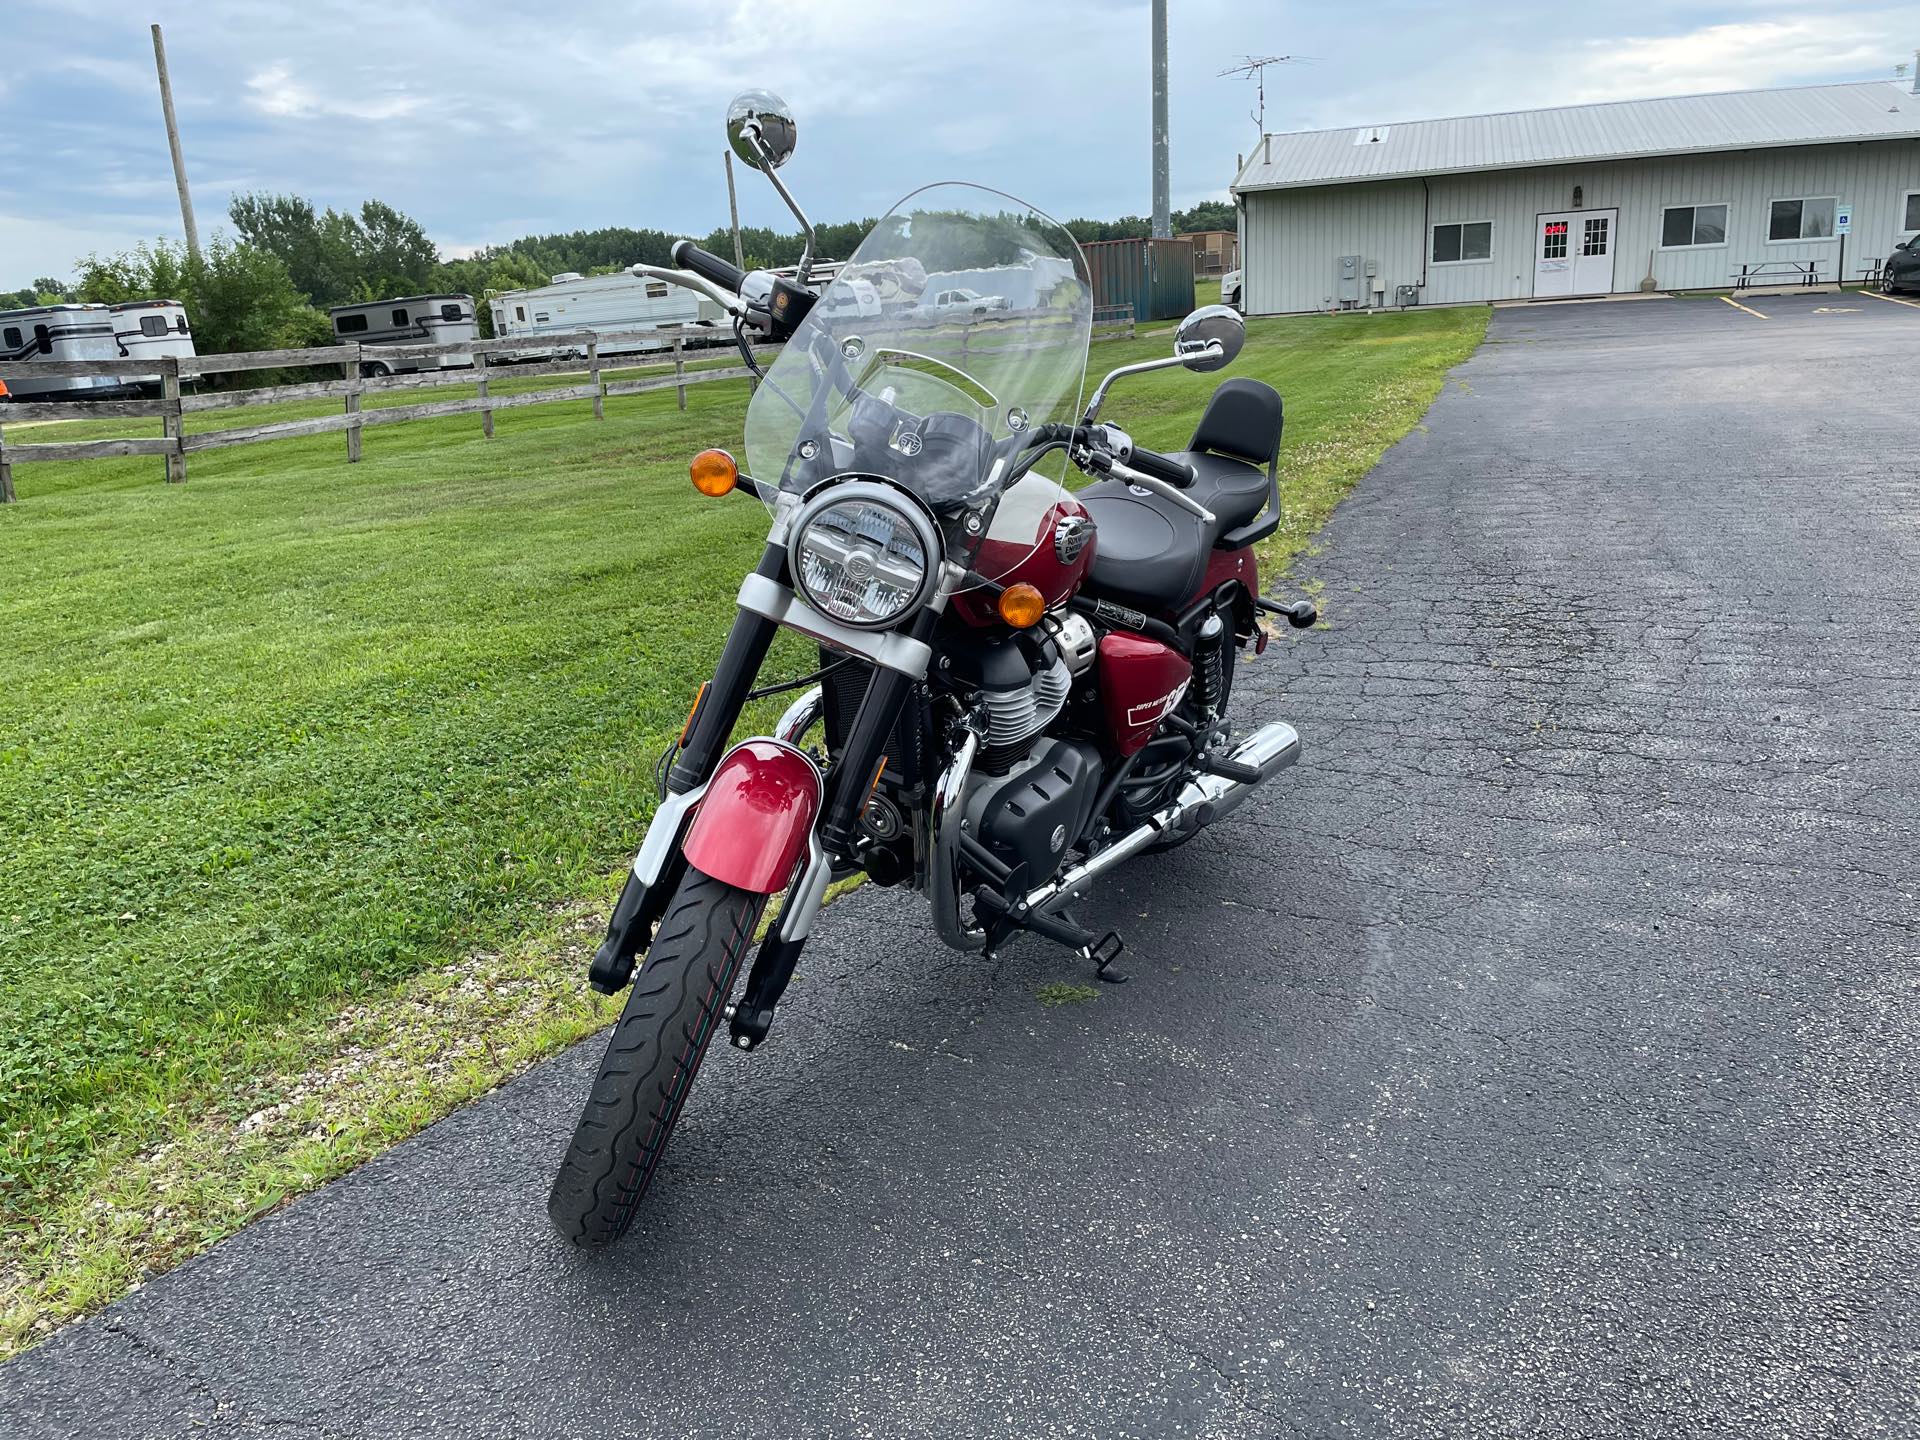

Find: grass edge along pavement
0;304;1488;1357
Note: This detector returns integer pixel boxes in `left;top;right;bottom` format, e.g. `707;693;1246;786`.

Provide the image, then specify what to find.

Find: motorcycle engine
963;736;1104;887
947;619;1103;884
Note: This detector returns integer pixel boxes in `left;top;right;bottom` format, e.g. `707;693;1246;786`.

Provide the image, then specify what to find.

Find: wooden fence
0;307;1144;503
0;330;768;502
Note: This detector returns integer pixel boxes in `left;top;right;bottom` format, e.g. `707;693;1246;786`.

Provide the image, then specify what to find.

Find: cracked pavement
5;294;1918;1437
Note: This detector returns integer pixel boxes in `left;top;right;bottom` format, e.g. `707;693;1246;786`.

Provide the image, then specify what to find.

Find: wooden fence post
343;348;363;463
476;350;493;439
673;337;686;412
588;339;605;421
0;422;13;504
161;357;185;483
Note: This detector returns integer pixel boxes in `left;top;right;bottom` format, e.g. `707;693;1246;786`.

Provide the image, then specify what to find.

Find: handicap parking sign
1836;206;1852;235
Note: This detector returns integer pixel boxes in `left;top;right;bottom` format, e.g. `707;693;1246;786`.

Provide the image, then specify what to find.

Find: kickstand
1083;931;1127;984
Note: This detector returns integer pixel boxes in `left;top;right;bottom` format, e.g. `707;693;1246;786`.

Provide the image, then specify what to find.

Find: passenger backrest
1187;378;1284;466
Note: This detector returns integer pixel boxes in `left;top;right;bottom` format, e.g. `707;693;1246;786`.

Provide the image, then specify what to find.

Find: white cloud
1565;19;1891;103
0;212;181;280
243;62;421;123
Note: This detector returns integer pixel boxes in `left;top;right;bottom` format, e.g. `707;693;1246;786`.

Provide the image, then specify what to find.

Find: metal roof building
1230;79;1920;313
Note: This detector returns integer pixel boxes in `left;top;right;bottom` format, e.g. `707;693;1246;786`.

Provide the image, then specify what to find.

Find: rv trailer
0;303;122;400
487;271;727;360
109;299;197;390
327;294;477;376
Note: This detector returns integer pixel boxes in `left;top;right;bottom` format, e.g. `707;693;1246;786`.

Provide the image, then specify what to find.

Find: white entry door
1533;209;1619;298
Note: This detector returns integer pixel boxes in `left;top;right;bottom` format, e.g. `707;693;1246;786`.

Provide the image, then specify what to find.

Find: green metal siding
1083;238;1196;321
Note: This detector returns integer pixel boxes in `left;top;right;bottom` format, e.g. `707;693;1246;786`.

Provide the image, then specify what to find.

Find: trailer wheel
361;360;391;379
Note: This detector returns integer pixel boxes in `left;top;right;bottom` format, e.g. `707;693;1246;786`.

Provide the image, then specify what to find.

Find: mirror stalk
741;123;818;286
1082;344;1222;425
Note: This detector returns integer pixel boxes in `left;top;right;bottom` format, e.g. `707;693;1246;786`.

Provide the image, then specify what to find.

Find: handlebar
669;239;747;294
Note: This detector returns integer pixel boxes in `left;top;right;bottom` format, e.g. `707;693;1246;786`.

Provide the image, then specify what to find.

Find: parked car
1883;238;1920;295
919;285;1007;317
1221;268;1242;310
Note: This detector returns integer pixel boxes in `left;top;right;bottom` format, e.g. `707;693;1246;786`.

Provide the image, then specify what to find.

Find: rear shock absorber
1192;611;1228;718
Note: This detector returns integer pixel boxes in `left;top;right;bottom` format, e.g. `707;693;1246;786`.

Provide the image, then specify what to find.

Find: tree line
2;195;1239;354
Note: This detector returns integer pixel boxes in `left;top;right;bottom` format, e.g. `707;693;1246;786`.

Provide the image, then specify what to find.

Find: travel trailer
0;303;122;400
109;299;197;389
327;294;477;376
487;271;727;359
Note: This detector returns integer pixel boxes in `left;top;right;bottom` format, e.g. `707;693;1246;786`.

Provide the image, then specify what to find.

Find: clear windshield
743;184;1090;589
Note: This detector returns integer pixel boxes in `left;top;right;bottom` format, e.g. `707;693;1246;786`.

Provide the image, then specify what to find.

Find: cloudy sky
1;0;1910;288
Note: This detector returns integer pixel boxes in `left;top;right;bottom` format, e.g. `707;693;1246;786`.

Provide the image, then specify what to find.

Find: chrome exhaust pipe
1027;721;1301;917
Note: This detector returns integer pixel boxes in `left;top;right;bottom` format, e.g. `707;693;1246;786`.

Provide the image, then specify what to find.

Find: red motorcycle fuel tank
1098;633;1193;756
950;477;1095;628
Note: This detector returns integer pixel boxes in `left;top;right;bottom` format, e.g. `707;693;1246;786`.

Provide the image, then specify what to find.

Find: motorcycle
548;91;1317;1246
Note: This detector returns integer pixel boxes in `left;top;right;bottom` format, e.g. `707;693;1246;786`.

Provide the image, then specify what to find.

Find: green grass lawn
0;303;1486;1350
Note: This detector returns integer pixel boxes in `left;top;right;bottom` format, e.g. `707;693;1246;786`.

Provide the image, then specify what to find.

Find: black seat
1080;379;1284;612
1168;451;1271;530
1080;478;1215;612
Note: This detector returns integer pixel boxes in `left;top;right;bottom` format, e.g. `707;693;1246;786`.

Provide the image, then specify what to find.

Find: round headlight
789;482;940;630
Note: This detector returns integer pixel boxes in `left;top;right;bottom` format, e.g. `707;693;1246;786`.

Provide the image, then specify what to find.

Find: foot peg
1256;595;1318;629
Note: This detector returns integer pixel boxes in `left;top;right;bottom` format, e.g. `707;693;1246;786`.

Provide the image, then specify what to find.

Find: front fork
587;536;934;1052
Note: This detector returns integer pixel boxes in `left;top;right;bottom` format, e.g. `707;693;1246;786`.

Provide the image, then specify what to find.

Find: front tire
547;868;763;1247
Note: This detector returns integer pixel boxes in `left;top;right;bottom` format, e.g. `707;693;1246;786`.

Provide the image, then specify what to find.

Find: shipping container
1082;237;1195;322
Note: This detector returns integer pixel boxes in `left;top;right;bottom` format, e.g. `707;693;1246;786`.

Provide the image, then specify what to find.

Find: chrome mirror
1174;304;1245;372
727;90;797;172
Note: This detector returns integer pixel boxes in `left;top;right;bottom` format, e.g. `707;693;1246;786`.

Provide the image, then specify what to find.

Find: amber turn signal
997;582;1047;628
690;448;738;497
679;680;710;746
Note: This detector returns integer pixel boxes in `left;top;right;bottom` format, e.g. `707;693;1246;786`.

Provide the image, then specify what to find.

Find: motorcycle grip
1126;445;1196;488
670;239;747;294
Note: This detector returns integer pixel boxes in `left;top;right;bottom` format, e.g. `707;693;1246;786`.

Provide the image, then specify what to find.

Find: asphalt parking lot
4;292;1918;1438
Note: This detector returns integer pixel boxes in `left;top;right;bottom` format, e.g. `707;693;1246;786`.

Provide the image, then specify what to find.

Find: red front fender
680;739;822;894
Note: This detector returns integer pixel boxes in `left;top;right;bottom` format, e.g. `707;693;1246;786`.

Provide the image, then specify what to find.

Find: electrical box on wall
1336;254;1362;305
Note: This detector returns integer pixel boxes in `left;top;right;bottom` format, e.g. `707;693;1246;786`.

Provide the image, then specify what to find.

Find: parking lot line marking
1864;289;1920;311
1719;295;1769;319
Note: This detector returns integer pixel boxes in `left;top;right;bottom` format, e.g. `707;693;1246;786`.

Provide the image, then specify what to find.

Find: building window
139;314;170;337
1582;217;1609;256
1768;197;1836;242
1542;221;1568;260
1904;192;1920;232
1432;221;1492;264
335;313;369;333
1662;204;1727;248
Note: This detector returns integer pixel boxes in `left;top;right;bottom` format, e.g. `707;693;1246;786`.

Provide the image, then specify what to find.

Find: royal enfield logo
1125;680;1189;729
843;550;875;581
1053;514;1093;564
893;429;923;457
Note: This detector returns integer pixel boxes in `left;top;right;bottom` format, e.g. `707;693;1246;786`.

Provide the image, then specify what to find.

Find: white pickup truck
918;286;1009;317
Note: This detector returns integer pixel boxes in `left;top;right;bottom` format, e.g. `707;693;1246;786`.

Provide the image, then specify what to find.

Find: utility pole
150;24;200;261
1150;0;1170;239
724;151;745;271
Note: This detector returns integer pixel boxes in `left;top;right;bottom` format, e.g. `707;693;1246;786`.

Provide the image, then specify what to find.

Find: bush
74;235;329;357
